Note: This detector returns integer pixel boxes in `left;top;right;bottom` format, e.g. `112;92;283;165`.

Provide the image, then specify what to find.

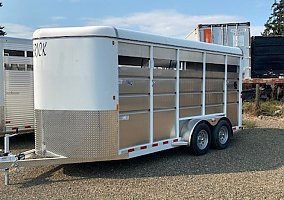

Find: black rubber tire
190;123;211;156
211;120;232;150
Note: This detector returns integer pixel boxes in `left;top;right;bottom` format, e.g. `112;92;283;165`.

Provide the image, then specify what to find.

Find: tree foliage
262;0;284;36
0;2;6;36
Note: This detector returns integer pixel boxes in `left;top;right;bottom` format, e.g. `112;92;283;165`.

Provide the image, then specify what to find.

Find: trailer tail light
128;148;135;153
152;143;158;147
173;139;178;142
140;146;147;150
163;141;169;145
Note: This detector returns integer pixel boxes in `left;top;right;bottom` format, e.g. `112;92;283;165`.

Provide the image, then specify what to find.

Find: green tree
262;0;284;36
0;2;6;36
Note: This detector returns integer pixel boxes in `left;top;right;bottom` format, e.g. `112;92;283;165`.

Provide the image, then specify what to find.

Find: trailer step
172;141;188;146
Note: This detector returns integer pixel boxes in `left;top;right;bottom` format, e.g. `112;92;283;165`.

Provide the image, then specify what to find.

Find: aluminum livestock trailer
0;26;243;185
0;37;34;136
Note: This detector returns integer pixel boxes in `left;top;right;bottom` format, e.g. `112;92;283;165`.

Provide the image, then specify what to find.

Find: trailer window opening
153;58;176;70
118;56;149;68
4;49;25;57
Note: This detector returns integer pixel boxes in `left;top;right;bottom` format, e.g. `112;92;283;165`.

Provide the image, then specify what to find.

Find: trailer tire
190;123;211;156
212;120;232;150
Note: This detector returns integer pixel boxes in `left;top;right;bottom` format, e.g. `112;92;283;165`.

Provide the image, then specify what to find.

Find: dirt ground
0;117;283;200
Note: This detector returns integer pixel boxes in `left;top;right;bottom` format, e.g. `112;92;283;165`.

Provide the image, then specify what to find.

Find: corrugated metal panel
251;36;284;78
4;42;33;51
4;71;34;130
3;56;32;65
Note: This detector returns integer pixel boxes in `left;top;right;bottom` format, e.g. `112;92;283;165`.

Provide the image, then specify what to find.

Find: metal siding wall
4;71;34;131
119;112;150;149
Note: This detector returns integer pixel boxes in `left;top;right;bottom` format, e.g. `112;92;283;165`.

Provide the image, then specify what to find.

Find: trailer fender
180;117;225;146
180;119;203;146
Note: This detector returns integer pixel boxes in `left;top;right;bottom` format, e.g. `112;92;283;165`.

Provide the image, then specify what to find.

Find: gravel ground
0;119;283;200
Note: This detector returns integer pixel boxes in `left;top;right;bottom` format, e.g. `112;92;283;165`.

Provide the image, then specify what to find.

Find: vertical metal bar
4;169;9;185
238;57;243;127
149;46;154;143
175;49;180;138
202;52;206;116
4;134;10;185
225;25;228;46
224;55;228;116
4;134;9;153
235;24;238;47
210;25;213;43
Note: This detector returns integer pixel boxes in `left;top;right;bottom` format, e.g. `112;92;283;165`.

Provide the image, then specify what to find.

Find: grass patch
243;101;284;116
242;119;257;129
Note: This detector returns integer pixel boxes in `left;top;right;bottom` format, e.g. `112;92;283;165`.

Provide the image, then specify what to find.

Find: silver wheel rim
218;126;229;145
197;130;209;150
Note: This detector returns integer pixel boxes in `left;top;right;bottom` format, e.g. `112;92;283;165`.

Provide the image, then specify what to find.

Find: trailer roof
0;36;31;44
33;26;242;56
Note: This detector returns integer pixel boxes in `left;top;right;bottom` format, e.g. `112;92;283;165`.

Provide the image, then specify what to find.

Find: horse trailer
0;26;243;185
0;37;34;136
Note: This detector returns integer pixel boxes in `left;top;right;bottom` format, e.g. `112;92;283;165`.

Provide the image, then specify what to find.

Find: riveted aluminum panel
206;105;223;114
153;79;176;94
180;50;203;62
119;112;149;149
35;110;119;159
227;91;238;103
179;106;202;118
119;78;150;94
207;53;225;64
179;78;202;93
154;68;176;78
4;71;34;131
0;106;4;135
154;110;176;141
227;103;238;126
180;93;202;107
154;94;175;109
206;92;224;105
119;67;149;78
206;79;224;92
118;42;150;58
153;47;176;60
119;95;149;112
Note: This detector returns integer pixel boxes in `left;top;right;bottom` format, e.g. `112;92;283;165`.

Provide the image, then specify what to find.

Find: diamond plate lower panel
35;110;119;159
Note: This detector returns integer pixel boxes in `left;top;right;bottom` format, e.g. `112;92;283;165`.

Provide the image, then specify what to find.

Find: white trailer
0;37;34;136
0;26;243;185
186;22;250;79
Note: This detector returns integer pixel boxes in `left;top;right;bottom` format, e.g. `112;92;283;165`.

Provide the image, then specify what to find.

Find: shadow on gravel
15;128;284;187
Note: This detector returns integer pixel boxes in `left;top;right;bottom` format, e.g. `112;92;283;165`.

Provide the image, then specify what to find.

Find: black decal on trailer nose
34;42;47;57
